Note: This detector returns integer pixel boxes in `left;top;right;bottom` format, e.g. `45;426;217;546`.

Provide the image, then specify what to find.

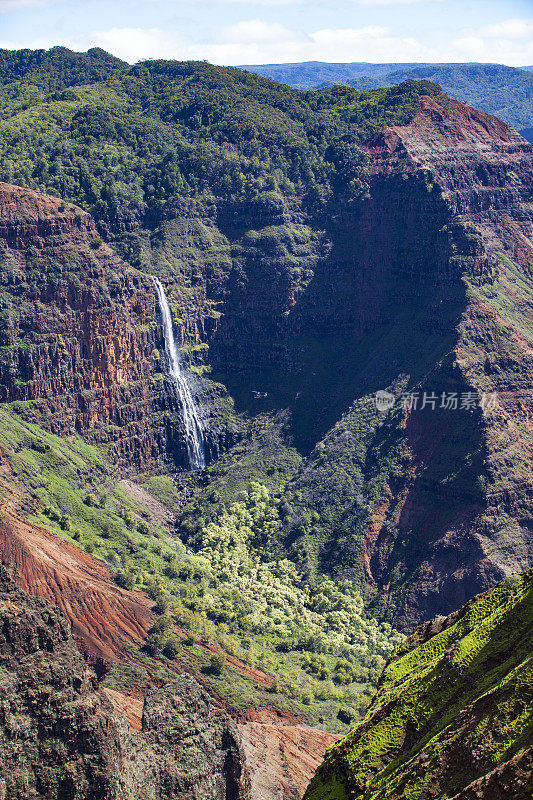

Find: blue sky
1;0;532;66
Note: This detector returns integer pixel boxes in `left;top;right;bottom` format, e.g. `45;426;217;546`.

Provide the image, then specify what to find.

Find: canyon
0;52;531;799
1;90;531;630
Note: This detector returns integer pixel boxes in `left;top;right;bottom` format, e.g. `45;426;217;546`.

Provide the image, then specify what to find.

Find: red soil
239;722;340;800
102;687;144;731
0;500;154;663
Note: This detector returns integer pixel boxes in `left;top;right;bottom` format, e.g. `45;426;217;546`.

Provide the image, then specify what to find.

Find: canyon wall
359;97;533;629
0;566;250;800
0;94;531;631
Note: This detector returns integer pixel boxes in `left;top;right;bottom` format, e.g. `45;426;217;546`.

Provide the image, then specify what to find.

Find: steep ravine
0;94;531;632
167;95;533;632
0;84;531;799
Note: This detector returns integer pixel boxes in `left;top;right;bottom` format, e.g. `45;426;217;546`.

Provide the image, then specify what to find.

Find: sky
0;0;532;67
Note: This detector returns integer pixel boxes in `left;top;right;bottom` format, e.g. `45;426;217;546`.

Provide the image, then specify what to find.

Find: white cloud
480;18;533;40
2;15;532;68
450;18;533;66
143;0;441;4
351;0;443;4
93;27;188;63
143;0;303;5
0;34;83;50
2;22;432;65
0;0;53;10
217;20;306;44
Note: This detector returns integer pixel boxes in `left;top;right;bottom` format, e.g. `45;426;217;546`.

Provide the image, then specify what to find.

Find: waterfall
152;277;206;470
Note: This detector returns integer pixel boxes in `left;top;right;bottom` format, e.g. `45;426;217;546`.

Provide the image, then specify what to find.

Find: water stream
153;277;206;470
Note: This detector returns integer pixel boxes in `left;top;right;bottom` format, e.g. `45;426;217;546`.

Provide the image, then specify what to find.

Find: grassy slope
305;570;533;799
0;403;402;731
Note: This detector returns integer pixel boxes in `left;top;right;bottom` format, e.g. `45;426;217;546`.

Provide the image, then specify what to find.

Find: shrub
337;707;355;724
153;592;170;614
164;562;179;579
59;514;71;531
334;659;355;685
123;511;135;529
115;569;135;590
208;653;226;675
163;636;180;659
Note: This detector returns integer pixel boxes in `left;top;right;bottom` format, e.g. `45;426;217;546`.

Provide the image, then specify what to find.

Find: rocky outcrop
0;565;250;799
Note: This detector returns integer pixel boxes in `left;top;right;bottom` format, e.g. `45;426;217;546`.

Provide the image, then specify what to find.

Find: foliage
0;48;442;220
305;570;533;800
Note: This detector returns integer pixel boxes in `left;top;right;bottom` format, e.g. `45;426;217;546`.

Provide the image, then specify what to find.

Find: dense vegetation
242;61;533;135
0;404;402;729
0;47;442;219
305;569;533;799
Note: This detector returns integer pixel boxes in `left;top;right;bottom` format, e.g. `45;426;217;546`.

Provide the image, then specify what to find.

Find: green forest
0;46;441;219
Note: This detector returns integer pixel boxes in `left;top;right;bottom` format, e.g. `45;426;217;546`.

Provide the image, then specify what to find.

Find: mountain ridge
0;52;531;763
239;61;533;138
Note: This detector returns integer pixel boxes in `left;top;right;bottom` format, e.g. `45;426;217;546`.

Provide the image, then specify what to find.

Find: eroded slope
305;570;533;800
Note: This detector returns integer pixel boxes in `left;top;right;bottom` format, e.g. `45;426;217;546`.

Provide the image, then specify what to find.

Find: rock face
304;569;533;800
0;565;250;800
0;94;531;632
0;183;223;470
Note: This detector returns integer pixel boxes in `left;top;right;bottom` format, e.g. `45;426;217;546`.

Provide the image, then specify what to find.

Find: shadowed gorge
0;48;531;799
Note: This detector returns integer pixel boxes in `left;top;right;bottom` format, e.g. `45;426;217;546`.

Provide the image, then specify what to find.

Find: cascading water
152;277;206;470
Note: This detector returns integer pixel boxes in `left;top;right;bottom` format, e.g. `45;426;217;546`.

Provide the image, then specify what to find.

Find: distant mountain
240;62;533;139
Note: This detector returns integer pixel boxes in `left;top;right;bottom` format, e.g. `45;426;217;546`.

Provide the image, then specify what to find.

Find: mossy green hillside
0;404;403;731
305;570;533;799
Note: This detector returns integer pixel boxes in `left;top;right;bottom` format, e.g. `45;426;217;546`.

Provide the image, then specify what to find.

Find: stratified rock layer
239;722;339;800
0;566;250;800
0;495;154;663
